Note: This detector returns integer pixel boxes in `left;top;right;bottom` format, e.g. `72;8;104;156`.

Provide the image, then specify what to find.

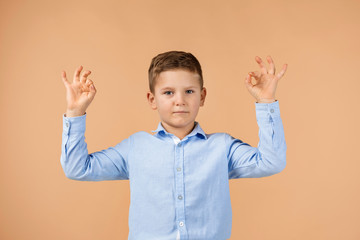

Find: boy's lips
173;111;189;114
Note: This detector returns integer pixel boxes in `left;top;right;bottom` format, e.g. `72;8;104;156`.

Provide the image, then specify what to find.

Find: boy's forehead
159;69;199;77
156;69;201;85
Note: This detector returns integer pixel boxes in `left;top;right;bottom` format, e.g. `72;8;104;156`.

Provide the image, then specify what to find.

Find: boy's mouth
173;111;189;114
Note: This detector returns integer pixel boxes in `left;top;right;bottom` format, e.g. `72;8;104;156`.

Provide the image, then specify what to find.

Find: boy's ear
147;91;157;110
200;87;207;107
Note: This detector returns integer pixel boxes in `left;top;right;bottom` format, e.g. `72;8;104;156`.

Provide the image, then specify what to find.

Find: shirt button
179;221;184;227
65;122;69;128
270;109;275;113
178;195;183;200
177;143;182;147
177;167;182;172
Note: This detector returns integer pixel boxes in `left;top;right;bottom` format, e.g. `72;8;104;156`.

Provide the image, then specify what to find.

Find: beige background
1;0;359;239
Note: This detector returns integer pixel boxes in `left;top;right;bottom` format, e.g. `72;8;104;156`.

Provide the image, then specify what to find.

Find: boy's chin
162;120;195;129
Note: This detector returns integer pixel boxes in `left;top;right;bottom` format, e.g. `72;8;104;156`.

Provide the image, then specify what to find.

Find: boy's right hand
61;66;97;117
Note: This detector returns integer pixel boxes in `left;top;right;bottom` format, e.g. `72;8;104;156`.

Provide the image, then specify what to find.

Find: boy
60;51;287;240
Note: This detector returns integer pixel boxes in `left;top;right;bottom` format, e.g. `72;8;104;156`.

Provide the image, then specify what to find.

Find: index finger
73;65;83;82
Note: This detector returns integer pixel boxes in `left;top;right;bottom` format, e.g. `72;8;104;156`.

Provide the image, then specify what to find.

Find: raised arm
60;66;129;181
228;56;287;178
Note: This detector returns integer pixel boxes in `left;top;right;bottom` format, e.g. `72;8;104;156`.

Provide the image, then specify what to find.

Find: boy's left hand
245;56;287;103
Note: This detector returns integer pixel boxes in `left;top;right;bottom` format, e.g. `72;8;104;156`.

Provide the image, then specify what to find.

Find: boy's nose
175;93;186;106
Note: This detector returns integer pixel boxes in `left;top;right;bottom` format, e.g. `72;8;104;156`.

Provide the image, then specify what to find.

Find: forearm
60;113;91;180
255;101;287;175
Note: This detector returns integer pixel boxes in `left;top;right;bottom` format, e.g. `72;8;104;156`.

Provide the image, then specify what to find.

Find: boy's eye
164;91;173;95
186;90;194;94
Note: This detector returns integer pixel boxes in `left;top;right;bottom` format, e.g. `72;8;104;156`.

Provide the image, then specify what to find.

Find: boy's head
147;51;207;138
148;51;203;93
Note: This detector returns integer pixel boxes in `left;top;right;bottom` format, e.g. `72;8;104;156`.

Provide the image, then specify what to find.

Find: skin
61;56;287;138
147;70;207;140
61;66;96;117
245;56;287;103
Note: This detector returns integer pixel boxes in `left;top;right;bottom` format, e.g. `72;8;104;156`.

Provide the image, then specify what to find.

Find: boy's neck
161;122;196;140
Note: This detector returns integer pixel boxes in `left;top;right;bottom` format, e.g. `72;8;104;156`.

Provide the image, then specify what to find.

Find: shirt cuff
63;113;86;134
255;100;280;122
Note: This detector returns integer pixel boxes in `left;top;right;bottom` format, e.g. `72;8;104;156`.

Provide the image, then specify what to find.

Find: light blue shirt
60;101;286;240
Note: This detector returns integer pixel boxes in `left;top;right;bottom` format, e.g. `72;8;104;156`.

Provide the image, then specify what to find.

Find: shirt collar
151;121;207;140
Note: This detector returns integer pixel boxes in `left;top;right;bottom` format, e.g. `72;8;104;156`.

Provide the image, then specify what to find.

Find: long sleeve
228;100;287;178
60;113;130;181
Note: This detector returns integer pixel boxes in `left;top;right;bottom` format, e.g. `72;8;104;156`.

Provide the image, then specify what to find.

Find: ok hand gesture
245;56;287;103
61;66;97;117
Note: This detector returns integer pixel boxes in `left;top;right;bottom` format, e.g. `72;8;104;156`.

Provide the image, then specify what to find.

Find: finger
88;83;97;100
249;71;261;80
61;71;70;87
80;70;91;84
244;74;253;90
85;79;93;87
267;56;276;75
255;56;268;75
73;65;83;82
276;64;288;80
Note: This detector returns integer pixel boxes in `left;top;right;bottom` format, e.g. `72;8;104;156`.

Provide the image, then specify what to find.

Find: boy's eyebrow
159;87;174;91
159;86;198;91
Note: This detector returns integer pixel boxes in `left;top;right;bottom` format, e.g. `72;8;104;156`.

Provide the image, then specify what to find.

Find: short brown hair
148;51;203;93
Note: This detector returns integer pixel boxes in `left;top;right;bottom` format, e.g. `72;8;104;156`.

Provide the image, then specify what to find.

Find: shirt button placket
175;141;187;237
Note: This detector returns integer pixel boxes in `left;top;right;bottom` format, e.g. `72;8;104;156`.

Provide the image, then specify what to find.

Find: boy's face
147;69;206;135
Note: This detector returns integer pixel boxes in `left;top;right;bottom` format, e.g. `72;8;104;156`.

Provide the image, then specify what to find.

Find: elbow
64;171;81;180
62;164;87;181
270;141;287;175
269;145;287;175
269;155;287;175
64;166;91;180
63;168;81;180
60;154;90;181
260;153;286;177
274;159;286;174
